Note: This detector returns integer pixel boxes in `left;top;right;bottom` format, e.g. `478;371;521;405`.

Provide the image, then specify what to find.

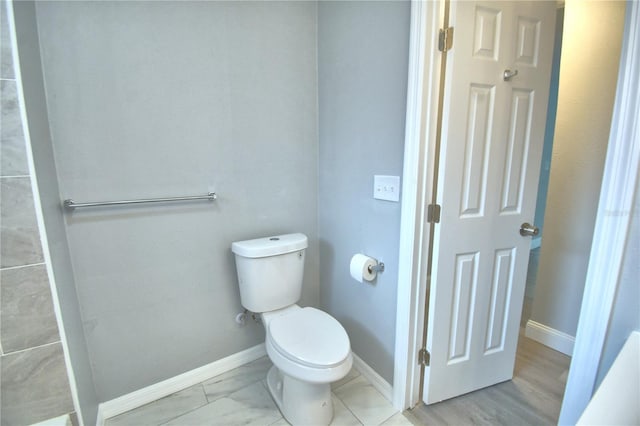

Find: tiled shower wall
0;2;75;424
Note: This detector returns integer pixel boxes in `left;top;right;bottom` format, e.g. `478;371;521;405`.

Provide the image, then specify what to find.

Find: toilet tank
231;233;307;313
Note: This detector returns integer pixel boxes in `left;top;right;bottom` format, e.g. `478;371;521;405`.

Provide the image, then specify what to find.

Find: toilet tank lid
231;233;308;258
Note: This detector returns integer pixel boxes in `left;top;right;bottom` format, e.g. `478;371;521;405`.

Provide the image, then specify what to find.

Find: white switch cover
373;175;400;202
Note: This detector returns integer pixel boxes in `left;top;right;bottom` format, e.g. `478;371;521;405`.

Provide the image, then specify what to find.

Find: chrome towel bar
63;192;217;210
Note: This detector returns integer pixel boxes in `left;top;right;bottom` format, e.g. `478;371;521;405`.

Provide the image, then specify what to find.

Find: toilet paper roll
350;254;377;283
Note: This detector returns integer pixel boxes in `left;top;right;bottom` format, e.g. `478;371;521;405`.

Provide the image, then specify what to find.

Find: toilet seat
268;307;350;368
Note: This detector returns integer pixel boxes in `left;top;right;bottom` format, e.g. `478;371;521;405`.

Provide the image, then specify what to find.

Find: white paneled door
423;1;556;404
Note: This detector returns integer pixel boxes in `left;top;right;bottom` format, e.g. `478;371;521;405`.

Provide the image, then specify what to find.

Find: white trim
393;0;443;411
559;1;640;424
396;1;639;419
97;344;266;425
352;353;393;402
95;406;106;426
5;2;84;424
525;320;574;356
576;331;640;425
30;414;73;426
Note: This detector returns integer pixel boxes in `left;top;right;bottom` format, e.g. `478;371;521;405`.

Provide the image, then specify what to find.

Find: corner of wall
9;1;99;424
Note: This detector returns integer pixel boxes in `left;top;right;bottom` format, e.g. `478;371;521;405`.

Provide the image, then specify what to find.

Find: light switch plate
374;175;400;202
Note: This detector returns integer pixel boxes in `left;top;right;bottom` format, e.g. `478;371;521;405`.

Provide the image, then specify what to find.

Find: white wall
530;0;626;340
32;1;319;401
318;1;410;383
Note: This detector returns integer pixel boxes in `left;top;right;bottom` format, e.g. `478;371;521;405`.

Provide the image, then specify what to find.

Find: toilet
231;233;353;425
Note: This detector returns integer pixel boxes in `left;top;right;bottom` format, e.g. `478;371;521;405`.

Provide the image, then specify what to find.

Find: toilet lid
268;307;351;368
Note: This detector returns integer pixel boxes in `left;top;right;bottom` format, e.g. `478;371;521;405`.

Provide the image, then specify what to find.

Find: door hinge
427;204;441;223
438;27;454;52
418;348;431;366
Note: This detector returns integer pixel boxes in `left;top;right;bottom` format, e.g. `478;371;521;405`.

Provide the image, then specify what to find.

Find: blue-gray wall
318;0;410;383
30;1;319;401
13;0;411;406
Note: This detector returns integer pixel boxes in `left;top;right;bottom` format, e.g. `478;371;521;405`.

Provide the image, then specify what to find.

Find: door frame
393;0;640;419
392;0;443;409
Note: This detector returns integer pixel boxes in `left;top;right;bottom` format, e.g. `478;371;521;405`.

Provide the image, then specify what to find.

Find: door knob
503;69;519;81
520;222;539;237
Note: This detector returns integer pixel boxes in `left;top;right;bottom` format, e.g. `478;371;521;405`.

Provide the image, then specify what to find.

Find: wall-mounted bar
63;192;217;210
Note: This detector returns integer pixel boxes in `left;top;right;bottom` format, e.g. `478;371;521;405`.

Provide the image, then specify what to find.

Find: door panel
449;251;478;362
460;84;493;217
485;247;515;354
423;1;555;404
501;88;533;213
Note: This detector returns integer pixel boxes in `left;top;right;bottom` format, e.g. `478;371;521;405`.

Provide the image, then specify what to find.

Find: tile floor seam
156;401;210;426
0;174;32;179
378;410;400;426
0;261;46;271
332;390;366;425
332;373;360;392
169;380;282;426
204;376;265;403
346;405;365;426
107;359;398;426
334;375;399;425
154;384;209;426
332;393;363;426
267;415;286;425
0;339;62;356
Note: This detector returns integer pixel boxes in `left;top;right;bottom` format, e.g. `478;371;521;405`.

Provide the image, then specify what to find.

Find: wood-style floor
406;332;570;425
407;247;570;425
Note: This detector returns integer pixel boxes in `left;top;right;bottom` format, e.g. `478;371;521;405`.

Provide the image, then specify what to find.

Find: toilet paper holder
368;262;385;274
350;254;384;283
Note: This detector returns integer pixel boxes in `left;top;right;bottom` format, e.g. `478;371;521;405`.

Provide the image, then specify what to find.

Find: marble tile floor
105;357;416;426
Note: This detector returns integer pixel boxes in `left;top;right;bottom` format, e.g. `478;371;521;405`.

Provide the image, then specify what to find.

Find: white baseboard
96;345;394;426
97;344;266;425
525;320;574;356
352;352;393;402
31;414;73;426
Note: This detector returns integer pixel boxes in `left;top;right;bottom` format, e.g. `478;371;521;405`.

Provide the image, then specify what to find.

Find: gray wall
32;1;319;400
318;1;410;383
530;1;626;338
596;175;640;387
0;1;77;423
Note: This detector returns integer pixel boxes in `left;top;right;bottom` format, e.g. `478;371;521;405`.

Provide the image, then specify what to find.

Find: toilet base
266;366;333;425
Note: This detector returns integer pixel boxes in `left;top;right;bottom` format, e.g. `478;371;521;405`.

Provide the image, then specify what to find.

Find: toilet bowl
231;233;353;425
262;305;353;425
264;306;352;383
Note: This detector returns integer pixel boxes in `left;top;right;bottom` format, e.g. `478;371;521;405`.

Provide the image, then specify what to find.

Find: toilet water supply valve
235;309;260;325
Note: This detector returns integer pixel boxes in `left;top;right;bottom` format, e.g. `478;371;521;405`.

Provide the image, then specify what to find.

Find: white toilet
232;233;353;425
